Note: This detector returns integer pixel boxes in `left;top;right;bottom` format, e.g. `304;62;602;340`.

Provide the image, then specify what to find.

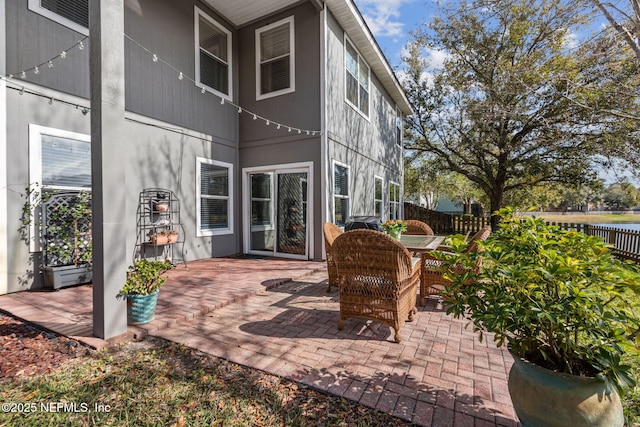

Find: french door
245;165;311;259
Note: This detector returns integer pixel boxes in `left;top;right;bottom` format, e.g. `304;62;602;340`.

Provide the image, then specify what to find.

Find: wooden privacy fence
404;203;640;263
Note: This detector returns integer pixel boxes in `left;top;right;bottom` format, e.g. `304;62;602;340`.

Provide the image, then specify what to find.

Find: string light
7;33;321;136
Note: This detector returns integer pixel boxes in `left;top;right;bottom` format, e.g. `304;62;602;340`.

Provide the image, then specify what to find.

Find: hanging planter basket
126;290;159;325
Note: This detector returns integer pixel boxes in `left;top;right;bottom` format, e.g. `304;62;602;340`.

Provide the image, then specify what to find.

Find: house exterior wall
324;9;403;220
3;0;242;293
237;2;323;259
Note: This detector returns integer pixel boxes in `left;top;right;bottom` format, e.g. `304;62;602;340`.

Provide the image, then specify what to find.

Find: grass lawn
0;336;411;427
525;212;640;224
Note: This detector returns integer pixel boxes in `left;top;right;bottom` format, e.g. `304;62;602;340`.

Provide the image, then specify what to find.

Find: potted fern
119;260;174;325
440;207;640;426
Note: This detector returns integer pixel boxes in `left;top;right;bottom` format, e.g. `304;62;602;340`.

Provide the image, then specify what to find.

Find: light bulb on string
238;107;242;113
20;71;26;79
34;67;40;75
19;87;24;95
306;131;310;135
60;51;67;59
48;61;53;68
253;114;257;120
152;54;158;62
8;74;13;79
277;124;281;130
266;120;270;126
201;86;206;94
78;41;84;50
288;127;292;132
49;98;53;105
298;129;301;134
178;72;183;80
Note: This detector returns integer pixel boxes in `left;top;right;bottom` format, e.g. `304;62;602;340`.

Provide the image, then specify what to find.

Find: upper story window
195;7;232;100
345;37;370;118
396;108;403;146
256;16;295;100
29;0;89;35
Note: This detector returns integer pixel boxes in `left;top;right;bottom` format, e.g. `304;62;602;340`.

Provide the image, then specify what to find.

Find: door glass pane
250;173;274;251
276;172;307;255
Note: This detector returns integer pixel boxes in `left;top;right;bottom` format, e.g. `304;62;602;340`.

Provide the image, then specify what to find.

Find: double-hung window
28;0;89;35
345;37;370;117
389;182;400;220
256;16;295;100
374;176;384;218
197;158;233;236
195;7;232;99
333;161;350;227
28;125;91;251
396;108;403;146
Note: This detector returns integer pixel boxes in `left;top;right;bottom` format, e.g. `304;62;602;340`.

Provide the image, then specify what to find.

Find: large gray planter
508;353;623;427
43;265;93;290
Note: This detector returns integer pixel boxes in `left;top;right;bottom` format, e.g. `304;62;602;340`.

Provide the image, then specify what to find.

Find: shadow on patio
0;257;519;426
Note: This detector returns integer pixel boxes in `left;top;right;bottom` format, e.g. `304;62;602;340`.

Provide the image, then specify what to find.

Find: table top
399;235;445;251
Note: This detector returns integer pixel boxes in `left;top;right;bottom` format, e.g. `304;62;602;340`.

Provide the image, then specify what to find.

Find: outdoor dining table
398;234;445;254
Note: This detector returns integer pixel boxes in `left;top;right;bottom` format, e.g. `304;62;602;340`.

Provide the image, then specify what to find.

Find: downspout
320;3;328;260
0;0;7;294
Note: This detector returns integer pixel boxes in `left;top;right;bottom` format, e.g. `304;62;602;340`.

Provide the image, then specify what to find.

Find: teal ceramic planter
126;290;159;325
508;353;623;427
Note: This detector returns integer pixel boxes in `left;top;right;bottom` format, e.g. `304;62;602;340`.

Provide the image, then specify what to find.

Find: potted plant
440;207;640;426
381;219;407;240
21;185;93;289
119;259;174;325
148;229;179;245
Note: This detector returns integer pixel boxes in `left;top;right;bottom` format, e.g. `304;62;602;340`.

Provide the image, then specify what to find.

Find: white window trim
28;0;89;36
396;106;403;147
255;16;296;101
28;124;91;252
374;175;384;219
196;157;234;237
249;172;275;232
194;6;233;101
332;159;350;225
389;180;401;221
343;35;370;120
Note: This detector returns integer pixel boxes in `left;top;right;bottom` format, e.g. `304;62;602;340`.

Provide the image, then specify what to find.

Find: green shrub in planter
119;260;174;296
440;207;640;395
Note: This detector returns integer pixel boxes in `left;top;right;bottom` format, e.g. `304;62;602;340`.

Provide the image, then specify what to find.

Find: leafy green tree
403;0;639;227
603;181;639;209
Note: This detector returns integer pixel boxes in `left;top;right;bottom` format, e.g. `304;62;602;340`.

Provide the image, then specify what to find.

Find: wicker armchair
419;225;492;305
404;220;435;236
331;229;420;343
323;222;343;292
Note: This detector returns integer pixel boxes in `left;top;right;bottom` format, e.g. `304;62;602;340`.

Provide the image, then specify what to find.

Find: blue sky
353;0;435;68
353;0;637;185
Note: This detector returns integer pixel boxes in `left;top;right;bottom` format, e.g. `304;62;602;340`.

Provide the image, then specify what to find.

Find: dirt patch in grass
0;313;411;426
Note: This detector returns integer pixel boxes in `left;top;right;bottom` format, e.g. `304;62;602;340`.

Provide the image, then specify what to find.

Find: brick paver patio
0;257;519;426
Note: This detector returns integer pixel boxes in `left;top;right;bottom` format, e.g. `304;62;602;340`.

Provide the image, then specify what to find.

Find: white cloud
423;47;448;69
355;0;416;38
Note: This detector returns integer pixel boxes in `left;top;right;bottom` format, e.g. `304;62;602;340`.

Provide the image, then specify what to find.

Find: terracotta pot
508;353;623;427
150;234;169;245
